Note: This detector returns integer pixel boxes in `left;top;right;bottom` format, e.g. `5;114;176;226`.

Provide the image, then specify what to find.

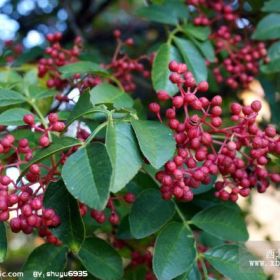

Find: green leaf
29;85;56;100
21;244;68;280
90;83;133;109
200;231;224;248
191;205;249;241
204;245;266;280
21;137;81;176
153;222;196;280
131;120;176;169
183;24;210;41
262;0;280;12
117;215;133;240
106;121;142;193
129;189;175;239
0;89;26;107
66;92;108;126
192;39;216;63
59;61;110;78
67;92;101;125
268;41;280;60
78;237;123;280
0;108;35;126
0;223;7;263
152;43;181;96
260;57;280;73
62;142;112;210
261;42;280;73
23;69;38;85
136;0;189;26
0;70;22;85
252;14;280;40
44;180;85;252
174;263;201;280
174;37;207;82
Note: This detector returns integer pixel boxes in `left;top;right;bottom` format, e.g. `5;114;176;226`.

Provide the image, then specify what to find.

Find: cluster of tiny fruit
129;250;155;280
211;26;269;89
38;32;83;90
186;0;269;89
113;239;155;280
104;29;150;92
149;61;280;202
0;111;138;244
187;0;238;25
79;192;135;225
37;31;150;96
0;113;71;245
3;40;23;63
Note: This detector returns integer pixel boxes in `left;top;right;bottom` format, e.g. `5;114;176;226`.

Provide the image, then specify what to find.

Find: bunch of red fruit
38;32;83;90
38;31;150;95
212;26;269;89
187;0;238;25
149;60;280;202
79;192;135;225
3;40;23;63
0;113;69;245
185;0;269;89
104;29;150;92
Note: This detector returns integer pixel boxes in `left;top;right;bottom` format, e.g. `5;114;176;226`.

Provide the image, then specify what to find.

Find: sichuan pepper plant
0;1;279;280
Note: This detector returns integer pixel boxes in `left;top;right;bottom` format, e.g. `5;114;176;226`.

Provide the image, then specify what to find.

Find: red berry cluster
37;31;150;110
212;26;269;89
103;30;150;92
112;238;155;280
38;32;83;89
79;192;135;225
186;0;238;25
0;147;61;245
0;113;74;245
149;61;280;202
185;0;269;89
129;250;155;280
23;113;65;148
3;40;23;63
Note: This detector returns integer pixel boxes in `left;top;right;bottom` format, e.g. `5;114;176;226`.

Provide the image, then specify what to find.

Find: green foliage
21;244;68;280
44;181;85;252
129;189;175;238
78;237;123;280
262;0;280;12
153;222;196;280
152;43;181;95
0;108;35;126
191;204;249;241
0;223;7;263
136;0;189;26
174;37;208;82
59;61;110;78
90;83;133;109
106;120;142;193
131;119;176;169
1;1;279;279
252;13;280;40
62;142;112;210
204;245;266;280
21;137;81;175
0;89;26;107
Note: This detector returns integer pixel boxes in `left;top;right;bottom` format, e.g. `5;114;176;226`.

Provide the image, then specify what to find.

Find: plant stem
198;256;208;279
167;25;183;45
84;121;108;146
174;203;191;229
